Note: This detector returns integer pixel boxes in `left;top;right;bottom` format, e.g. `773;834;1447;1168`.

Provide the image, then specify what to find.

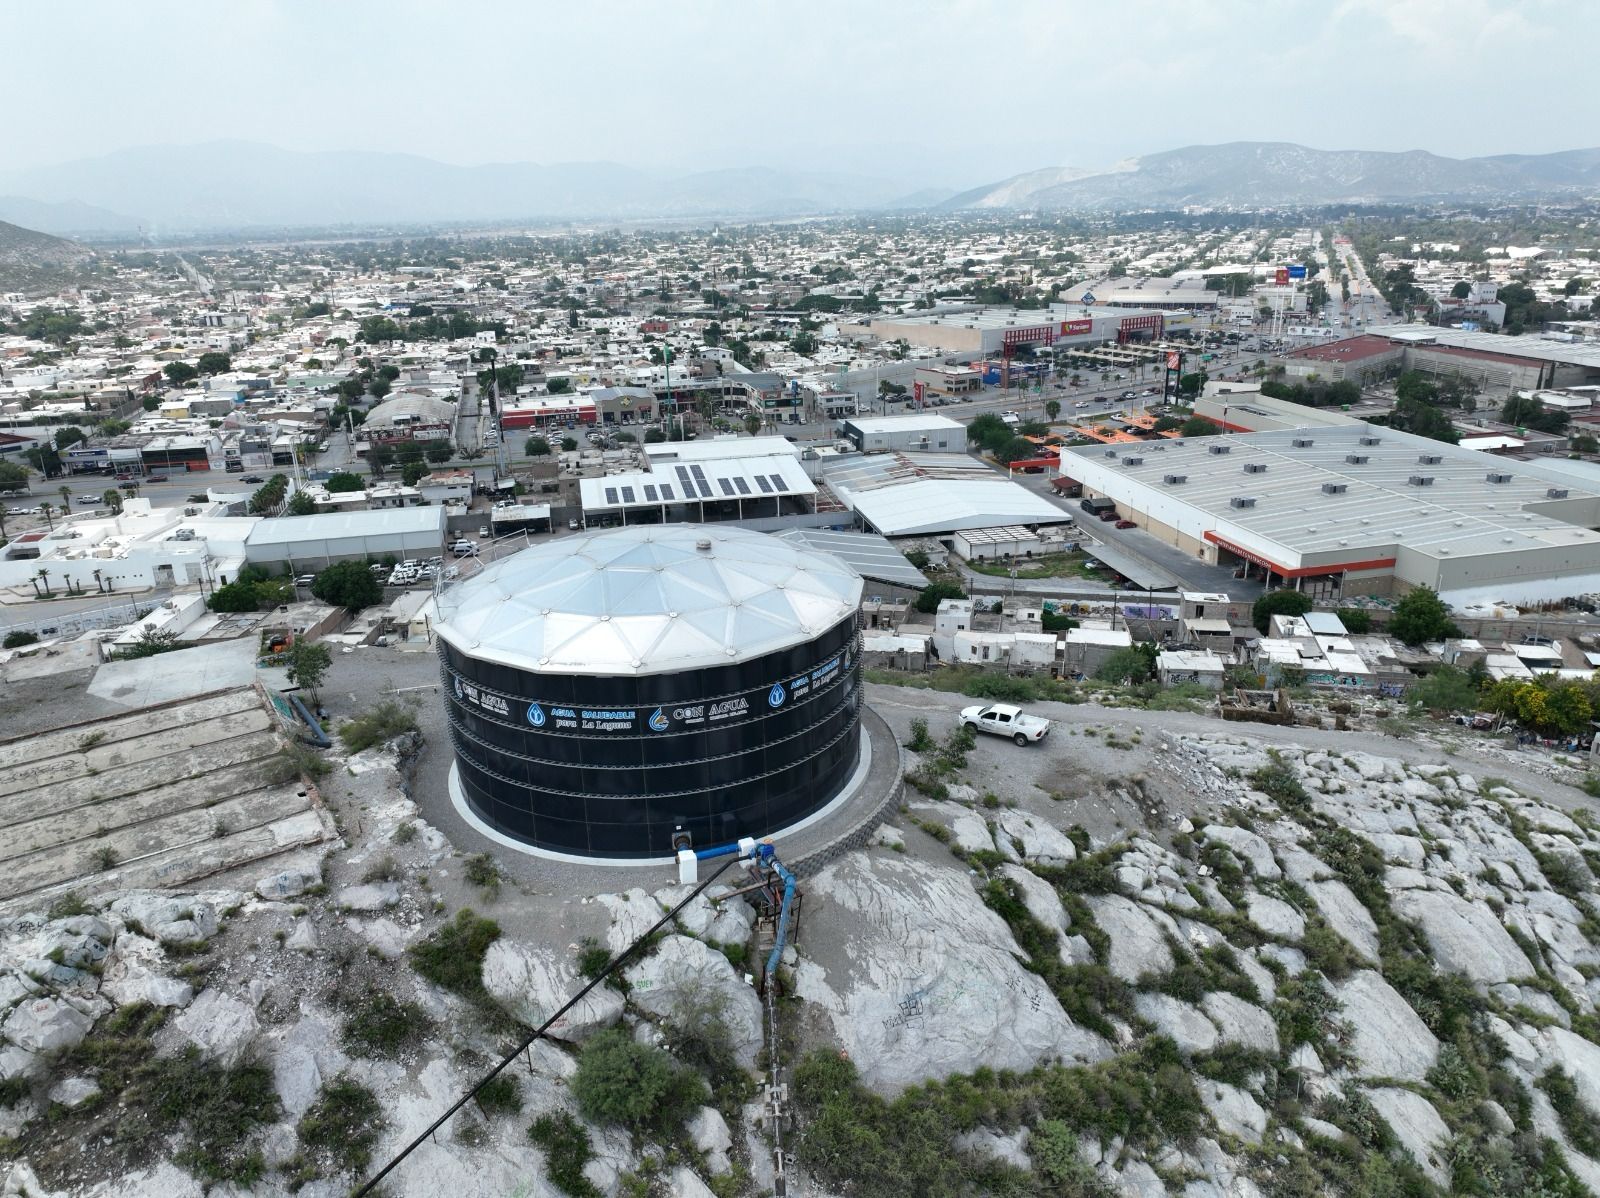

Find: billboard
1166;351;1181;371
1059;318;1093;337
1287;264;1307;280
1275;268;1290;285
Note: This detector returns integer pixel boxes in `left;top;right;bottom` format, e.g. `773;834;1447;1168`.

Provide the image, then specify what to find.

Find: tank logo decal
768;682;786;708
648;707;670;732
527;702;546;727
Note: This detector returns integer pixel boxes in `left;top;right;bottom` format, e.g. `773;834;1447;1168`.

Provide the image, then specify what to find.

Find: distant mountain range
0;141;952;237
943;141;1600;210
3;139;1597;238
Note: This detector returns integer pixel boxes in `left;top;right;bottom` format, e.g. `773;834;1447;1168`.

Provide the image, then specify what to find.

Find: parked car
242;475;265;484
294;575;316;587
75;496;99;506
478;526;490;537
1098;509;1120;522
1115;519;1136;529
960;703;1051;746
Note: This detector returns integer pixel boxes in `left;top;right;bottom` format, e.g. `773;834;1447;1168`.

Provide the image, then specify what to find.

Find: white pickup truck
960;702;1051;746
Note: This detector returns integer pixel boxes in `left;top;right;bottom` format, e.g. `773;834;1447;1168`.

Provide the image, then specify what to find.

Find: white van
450;540;477;557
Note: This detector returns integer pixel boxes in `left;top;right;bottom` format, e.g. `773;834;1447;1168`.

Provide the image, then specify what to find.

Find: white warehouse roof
434;524;862;676
579;454;814;515
821;451;1070;537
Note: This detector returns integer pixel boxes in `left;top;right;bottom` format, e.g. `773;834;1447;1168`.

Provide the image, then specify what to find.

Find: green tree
1044;398;1061;420
206;581;264;613
310;560;382;612
571;1029;706;1136
1501;394;1570;435
560;437;578;452
1390;395;1460;444
1178;371;1206;397
286;491;317;515
915;580;966;614
101;488;122;513
1251;588;1313;634
54;426;87;450
1388;586;1459;645
1334;608;1373;633
285;639;332;702
401;460;428;486
0;461;27;489
1152;415;1185;433
325;472;365;493
423;440;452;464
993;436;1041;465
368;377;392;400
1408;665;1480;713
525;436;551;457
742;413;762;435
163;361;199;387
547;377;573;395
196;351;232;375
1450;281;1472;299
791;331;819;356
1094;644;1157;684
1179;416;1221;438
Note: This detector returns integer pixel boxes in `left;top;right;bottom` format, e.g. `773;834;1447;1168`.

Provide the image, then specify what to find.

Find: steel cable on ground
353;851;744;1197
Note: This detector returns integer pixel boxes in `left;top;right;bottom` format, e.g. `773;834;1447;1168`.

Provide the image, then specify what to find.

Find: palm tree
34;568;51;598
58;484;71;511
39;502;54;530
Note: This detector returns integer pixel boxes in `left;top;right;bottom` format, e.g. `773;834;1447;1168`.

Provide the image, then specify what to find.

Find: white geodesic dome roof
434;524;862;676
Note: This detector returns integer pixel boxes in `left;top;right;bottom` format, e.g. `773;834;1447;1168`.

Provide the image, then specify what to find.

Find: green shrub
338;699;420;752
296;1075;383;1179
410;908;501;998
906;717;934;752
2;630;39;648
528;1111;600;1198
474;1073;523;1116
464;851;502;898
570;1029;706;1136
1537;1067;1600;1157
340;988;431;1059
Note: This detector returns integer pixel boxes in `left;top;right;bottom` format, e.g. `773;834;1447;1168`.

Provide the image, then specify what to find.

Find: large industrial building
854;303;1167;357
1060;424;1600;605
820;451;1070;538
1278;329;1600;397
435;524;864;858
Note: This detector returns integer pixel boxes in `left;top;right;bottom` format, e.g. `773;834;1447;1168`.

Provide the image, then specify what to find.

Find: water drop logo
648;707;670;732
452;676;463;699
767;681;787;708
526;702;546;728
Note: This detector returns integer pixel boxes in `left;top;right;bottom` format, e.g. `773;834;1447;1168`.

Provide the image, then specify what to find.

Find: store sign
1059;319;1092;337
1166;351;1181;370
1275;268;1290;285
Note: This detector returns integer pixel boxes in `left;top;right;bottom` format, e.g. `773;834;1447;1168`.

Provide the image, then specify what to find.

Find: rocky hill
3;686;1600;1197
0;219;91;290
947;141;1600;210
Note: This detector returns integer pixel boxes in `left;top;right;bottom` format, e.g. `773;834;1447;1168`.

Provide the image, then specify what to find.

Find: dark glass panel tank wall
442;615;862;857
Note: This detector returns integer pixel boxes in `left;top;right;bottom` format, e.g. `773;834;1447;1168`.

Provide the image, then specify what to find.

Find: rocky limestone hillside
2;706;1600;1197
0;220;90;290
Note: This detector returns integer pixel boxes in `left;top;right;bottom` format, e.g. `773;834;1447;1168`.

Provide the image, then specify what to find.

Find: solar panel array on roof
755;475;773;494
770;474;788;493
604;487;618;504
644;484;657;502
718;478;735;496
734;476;751;495
661;483;674;500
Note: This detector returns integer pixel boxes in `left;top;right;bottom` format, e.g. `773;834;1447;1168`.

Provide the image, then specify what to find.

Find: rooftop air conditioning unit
1321;482;1348;495
1418;454;1442;465
1408;475;1435;486
1243;463;1267;474
1163;474;1188;485
1346;454;1369;465
1230;496;1258;509
1292;437;1314;448
1548;487;1571;499
1487;472;1513;483
1208;444;1232;455
1122;456;1144;466
1359;435;1381;446
1104;449;1117;458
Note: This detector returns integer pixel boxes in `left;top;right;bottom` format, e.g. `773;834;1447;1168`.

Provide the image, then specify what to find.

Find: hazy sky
8;0;1591;184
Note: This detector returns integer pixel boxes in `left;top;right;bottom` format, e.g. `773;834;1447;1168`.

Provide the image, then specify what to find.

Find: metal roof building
578;454;816;525
1061;424;1600;605
772;527;930;590
244;506;447;567
820;451;1072;538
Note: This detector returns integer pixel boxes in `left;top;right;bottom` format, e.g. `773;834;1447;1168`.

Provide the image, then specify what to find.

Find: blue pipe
694;842;742;861
287;694;332;748
761;846;797;978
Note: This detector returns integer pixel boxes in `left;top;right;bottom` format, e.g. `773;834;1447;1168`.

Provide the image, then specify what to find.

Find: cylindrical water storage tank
435;524;863;858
